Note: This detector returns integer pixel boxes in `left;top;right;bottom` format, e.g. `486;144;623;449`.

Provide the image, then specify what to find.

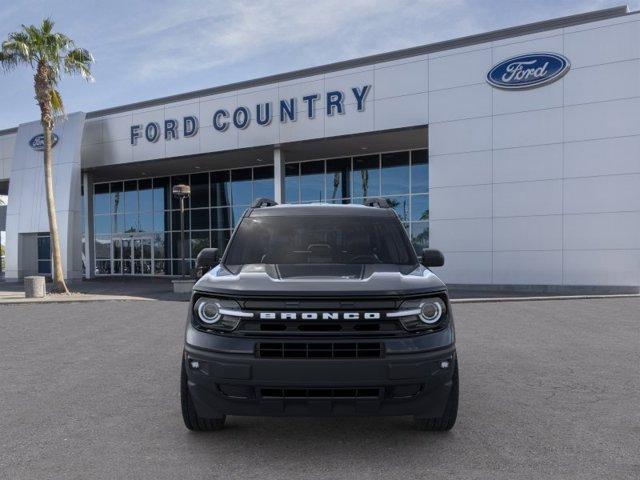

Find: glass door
133;237;153;275
112;236;153;275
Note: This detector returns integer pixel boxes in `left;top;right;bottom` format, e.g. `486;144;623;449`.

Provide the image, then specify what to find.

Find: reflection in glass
111;182;123;215
411;149;428;193
212;230;231;251
95;236;110;259
381;152;410;195
124;180;138;212
411;222;429;253
191;208;209;230
211;171;230;208
94;215;110;235
171;175;190;209
211;207;231;230
138;179;153;212
231;169;252;206
284;163;299;203
124;213;138;233
300;161;324;202
385;196;409;221
253;166;274;199
172;210;190;231
353;155;380;198
94;183;110;214
326;158;350;202
153;233;166;259
112;238;122;259
153;177;170;211
190;231;209;257
139;213;153;232
190;173;209;208
411;194;429;221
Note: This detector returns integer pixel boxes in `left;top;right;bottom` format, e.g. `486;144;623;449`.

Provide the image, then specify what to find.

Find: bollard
24;276;46;298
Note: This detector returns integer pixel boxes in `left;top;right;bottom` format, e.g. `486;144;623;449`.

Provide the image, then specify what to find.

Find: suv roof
248;202;396;217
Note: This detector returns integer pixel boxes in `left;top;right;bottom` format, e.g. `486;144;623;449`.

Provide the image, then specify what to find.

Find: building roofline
0;5;630;136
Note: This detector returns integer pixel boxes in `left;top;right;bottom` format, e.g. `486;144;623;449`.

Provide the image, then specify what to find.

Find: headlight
419;298;445;324
391;296;448;331
193;297;246;331
195;298;221;324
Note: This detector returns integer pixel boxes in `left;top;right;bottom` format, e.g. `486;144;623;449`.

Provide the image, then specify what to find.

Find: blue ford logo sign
487;53;570;90
29;133;59;151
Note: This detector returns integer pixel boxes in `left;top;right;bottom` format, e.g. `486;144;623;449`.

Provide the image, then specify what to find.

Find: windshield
223;215;417;269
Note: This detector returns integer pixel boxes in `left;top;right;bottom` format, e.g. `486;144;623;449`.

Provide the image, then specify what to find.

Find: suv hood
194;264;446;297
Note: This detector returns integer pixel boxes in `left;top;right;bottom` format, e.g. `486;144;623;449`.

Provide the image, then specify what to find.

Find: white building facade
0;6;639;291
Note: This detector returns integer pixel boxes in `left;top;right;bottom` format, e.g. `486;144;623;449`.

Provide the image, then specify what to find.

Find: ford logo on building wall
487;53;570;90
29;133;59;151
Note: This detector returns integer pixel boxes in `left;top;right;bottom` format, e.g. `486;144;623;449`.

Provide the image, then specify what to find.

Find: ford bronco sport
181;198;458;431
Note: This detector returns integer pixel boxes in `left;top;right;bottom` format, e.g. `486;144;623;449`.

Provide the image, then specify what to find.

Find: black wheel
181;363;226;431
414;361;458;432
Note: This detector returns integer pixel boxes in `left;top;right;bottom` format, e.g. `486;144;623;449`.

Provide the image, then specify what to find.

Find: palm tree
0;18;93;293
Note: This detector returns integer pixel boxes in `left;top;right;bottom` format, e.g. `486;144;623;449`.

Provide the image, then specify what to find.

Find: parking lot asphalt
1;298;639;480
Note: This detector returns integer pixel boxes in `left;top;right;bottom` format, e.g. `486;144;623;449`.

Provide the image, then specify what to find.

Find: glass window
112;238;122;260
154;233;167;259
411;222;429;253
171;232;189;258
353;155;380;198
211;230;231;251
153;177;170;212
211;207;231;230
411;194;429;221
95;236;111;259
112;214;124;234
231;205;247;227
284;163;299;203
38;260;52;275
191;208;209;230
94;215;110;235
231;168;252;206
190;173;209;208
411;150;428;193
253;166;274;199
171;175;190;209
124;180;138;212
138;179;153;212
172;210;190;231
94;183;110;214
111;182;123;215
139;212;153;232
211;171;231;208
381;152;410;195
124;213;138;233
190;231;209;257
153;211;168;232
96;260;111;275
385;196;409;221
154;259;168;275
300;160;324;202
326;158;350;202
37;235;50;260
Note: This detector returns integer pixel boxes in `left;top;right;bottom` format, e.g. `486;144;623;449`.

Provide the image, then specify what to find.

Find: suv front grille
260;387;383;399
257;342;383;359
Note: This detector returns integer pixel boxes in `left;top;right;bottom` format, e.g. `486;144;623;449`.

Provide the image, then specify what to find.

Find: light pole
172;184;191;278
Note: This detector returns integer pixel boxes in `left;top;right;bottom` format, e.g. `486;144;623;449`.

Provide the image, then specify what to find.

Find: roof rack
363;197;390;208
251;198;278;208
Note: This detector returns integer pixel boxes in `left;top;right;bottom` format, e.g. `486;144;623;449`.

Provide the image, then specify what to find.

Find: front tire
181;362;226;431
414;361;459;431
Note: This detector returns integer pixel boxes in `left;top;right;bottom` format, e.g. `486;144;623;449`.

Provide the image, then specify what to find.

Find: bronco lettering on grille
258;312;381;320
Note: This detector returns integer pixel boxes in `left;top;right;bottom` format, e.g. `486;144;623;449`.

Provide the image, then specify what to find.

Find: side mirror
195;248;220;278
421;248;445;268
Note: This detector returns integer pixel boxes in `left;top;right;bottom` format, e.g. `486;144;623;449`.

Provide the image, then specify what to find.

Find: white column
82;172;93;279
273;147;286;204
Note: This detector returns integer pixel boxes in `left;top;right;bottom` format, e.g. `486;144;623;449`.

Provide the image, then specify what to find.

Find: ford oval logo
487;53;570;90
29;133;59;151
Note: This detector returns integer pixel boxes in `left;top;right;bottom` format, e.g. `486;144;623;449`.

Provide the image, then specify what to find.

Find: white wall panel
429;116;491;155
564;60;640;106
431;252;492;284
564;212;640;250
429;150;492;188
492;33;563;59
493;80;563;115
564;20;640;68
324;69;374;107
493;215;563;251
564;136;640;178
102;113;133;142
563;174;640;214
429;184;492;220
493;108;563;149
429;218;493;252
373;93;428;131
374;60;428;100
429;48;492;91
493;144;563;183
563;250;640;286
325;102;374;138
279;109;325;143
564;97;640;142
493;180;562;217
429;83;492;123
493;251;563;284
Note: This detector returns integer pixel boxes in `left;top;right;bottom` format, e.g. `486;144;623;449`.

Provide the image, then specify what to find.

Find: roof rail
363;197;390;208
252;198;278;208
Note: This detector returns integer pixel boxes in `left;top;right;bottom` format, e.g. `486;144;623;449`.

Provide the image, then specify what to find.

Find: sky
0;0;638;130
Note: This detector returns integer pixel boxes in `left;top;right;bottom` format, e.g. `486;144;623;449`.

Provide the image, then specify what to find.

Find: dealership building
0;6;639;291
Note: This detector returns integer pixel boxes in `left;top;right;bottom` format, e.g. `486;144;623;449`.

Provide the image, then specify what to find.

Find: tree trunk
35;65;68;294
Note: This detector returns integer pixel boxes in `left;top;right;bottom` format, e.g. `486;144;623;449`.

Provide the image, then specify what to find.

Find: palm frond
64;47;94;81
50;88;64;116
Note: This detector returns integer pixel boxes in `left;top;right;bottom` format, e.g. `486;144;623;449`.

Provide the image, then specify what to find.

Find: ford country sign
487;53;570;90
29;133;59;151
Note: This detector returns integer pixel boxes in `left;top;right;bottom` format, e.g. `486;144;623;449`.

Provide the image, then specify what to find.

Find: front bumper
184;323;456;418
